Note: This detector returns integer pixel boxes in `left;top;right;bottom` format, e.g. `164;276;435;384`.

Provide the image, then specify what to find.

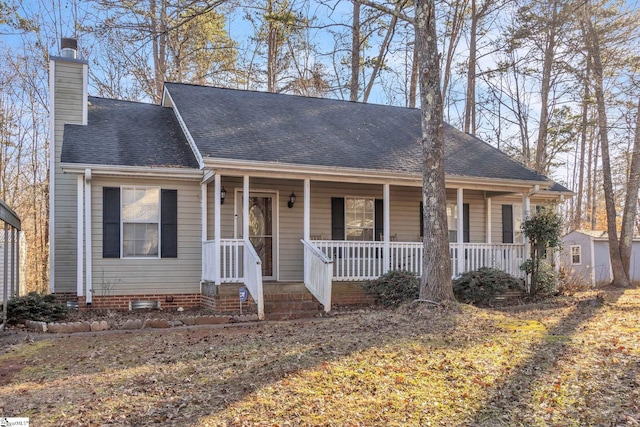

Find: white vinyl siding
92;177;201;295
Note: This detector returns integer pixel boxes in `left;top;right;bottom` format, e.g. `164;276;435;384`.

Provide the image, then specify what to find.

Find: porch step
264;292;323;320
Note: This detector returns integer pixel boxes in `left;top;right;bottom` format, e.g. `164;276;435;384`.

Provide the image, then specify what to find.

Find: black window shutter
502;204;514;243
331;197;345;240
103;187;120;258
463;203;470;243
161;189;178;258
375;199;383;241
419;201;424;238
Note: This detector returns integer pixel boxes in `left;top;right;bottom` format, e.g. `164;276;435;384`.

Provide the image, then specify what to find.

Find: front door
238;193;276;280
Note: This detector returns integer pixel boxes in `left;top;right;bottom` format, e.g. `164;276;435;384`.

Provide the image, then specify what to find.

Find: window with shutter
102;186;177;258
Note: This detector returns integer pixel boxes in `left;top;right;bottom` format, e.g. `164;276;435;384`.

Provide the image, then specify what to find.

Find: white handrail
301;239;333;312
243;239;264;320
202;240;217;282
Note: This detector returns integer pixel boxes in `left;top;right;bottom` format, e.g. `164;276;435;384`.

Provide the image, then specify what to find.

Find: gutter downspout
85;169;92;304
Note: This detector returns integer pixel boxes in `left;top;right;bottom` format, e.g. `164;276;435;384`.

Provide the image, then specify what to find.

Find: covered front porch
199;172;540;319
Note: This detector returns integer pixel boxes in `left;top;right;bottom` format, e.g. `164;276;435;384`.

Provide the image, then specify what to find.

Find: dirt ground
0;287;638;426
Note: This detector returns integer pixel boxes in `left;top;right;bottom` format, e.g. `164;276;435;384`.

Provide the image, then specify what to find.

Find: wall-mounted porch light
220;187;227;205
288;192;296;208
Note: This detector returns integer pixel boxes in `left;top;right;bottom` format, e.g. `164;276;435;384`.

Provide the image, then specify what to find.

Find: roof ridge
88;96;164;107
163;82;421;111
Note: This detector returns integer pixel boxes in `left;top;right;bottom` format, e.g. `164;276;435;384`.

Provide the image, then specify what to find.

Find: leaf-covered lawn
0;288;638;426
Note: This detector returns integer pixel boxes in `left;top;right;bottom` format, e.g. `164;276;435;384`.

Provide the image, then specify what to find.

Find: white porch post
523;193;530;252
84;169;92;303
383;183;390;273
201;182;207;243
523;193;531;287
303;178;310;241
214;174;222;285
9;229;14;298
457;188;464;275
76;175;84;297
486;197;492;244
243;175;249;240
553;201;561;273
15;230;19;297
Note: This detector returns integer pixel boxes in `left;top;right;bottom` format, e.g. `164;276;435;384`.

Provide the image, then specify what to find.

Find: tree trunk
583;13;629;287
350;1;361;102
619;97;640;276
266;0;277;93
363;4;399;103
408;40;418;108
574;59;590;230
463;0;477;135
590;133;599;230
534;0;558;174
415;0;454;302
441;0;466;108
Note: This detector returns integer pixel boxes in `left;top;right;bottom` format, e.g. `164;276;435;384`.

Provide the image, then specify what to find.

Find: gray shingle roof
165;83;551;183
61;97;199;168
547;182;572;193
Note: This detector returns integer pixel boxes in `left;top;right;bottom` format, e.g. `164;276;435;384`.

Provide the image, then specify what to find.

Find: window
122;188;159;257
513;203;523;244
446;202;457;242
345;197;374;241
571;245;581;265
502;204;523;244
103;187;177;259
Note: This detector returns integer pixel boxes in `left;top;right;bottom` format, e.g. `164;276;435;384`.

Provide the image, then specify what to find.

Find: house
49;39;571;319
560;230;640;287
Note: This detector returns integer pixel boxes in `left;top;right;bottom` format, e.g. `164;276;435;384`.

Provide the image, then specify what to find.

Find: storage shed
560;230;640;287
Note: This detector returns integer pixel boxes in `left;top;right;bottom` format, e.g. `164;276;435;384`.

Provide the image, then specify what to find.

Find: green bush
521;259;558;297
7;292;68;324
363;270;419;307
453;267;524;306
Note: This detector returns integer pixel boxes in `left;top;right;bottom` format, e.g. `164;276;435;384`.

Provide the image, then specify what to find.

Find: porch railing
202;239;244;283
313;240;386;281
314;240;525;281
301;239;333;312
202;238;263;319
243;239;264;320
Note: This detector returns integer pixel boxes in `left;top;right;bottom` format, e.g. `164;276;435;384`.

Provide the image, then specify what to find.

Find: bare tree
619;98;640;277
415;0;454;302
582;3;628;287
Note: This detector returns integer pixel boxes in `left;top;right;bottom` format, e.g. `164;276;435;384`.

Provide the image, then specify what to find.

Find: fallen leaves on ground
0;288;638;426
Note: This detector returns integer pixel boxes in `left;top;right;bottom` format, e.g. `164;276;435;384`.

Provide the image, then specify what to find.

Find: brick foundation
56;293;201;310
53;282;374;314
202;294;257;314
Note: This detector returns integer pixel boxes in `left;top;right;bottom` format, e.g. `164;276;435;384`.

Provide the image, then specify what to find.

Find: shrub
7;292;68;324
363;270;419;307
521;260;558;297
453;267;524;306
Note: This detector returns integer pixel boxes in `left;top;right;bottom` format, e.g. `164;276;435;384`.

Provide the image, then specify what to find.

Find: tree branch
355;0;415;25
